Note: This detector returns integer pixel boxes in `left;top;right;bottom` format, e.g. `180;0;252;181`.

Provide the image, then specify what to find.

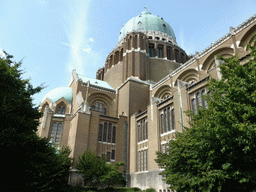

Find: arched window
95;102;99;110
196;92;202;108
61;107;65;114
99;103;103;114
58;107;62;114
98;124;103;141
55;123;62;143
202;89;208;109
91;102;106;115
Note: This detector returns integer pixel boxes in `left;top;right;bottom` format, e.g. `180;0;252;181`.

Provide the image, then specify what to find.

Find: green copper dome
118;9;176;42
42;87;73;104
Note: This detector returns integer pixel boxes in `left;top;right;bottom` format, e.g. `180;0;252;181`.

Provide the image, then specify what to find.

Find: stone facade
37;10;256;191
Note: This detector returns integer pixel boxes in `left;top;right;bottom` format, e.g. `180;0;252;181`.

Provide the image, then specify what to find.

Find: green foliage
76;150;126;189
156;35;256;191
76;149;107;187
100;162;126;188
0;53;72;191
129;187;142;191
145;188;156;192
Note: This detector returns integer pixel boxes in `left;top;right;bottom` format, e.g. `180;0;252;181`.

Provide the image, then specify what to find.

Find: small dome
118;9;176;42
42;87;73;104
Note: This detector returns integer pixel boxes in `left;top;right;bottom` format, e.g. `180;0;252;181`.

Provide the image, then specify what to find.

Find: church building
37;9;256;191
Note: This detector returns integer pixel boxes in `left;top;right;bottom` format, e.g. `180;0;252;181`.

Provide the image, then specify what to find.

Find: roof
77;74;115;90
118;9;176;42
42;87;73;104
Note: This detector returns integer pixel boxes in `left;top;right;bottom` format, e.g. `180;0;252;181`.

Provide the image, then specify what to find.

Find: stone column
163;44;167;59
154;43;158;58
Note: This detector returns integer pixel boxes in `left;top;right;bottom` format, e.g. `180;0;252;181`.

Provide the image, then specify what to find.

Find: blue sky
1;0;255;105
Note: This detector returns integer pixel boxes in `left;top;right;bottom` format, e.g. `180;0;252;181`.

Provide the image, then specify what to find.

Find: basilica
37;9;256;191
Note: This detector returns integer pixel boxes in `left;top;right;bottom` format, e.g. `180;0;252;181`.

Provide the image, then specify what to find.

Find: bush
145;188;156;192
130;187;142;191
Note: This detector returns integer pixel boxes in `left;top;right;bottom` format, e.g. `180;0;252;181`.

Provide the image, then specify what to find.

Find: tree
76;150;126;189
76;149;106;188
100;162;126;188
156;36;256;191
0;52;72;191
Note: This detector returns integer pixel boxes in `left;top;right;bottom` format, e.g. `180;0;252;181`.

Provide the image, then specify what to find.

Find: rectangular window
149;44;154;57
161;114;164;134
112;126;116;143
145;121;148;140
167;47;172;60
107;123;112;142
138;151;140;171
172;108;175;130
202;90;208;109
55;123;62;143
50;123;57;142
98;124;103;141
103;123;107;142
168;107;172;131
107;152;111;162
141;120;144;141
175;50;179;62
158;46;163;58
196;92;202;108
146;150;148;170
111;150;115;160
161;144;165;153
164;109;168;133
166;143;169;155
144;150;147;171
141;151;144;171
192;99;197;115
138;124;141;142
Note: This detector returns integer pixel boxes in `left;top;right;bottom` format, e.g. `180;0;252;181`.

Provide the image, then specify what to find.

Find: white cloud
89;37;94;43
179;28;194;55
63;1;91;75
59;0;104;78
38;0;46;4
83;47;91;53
